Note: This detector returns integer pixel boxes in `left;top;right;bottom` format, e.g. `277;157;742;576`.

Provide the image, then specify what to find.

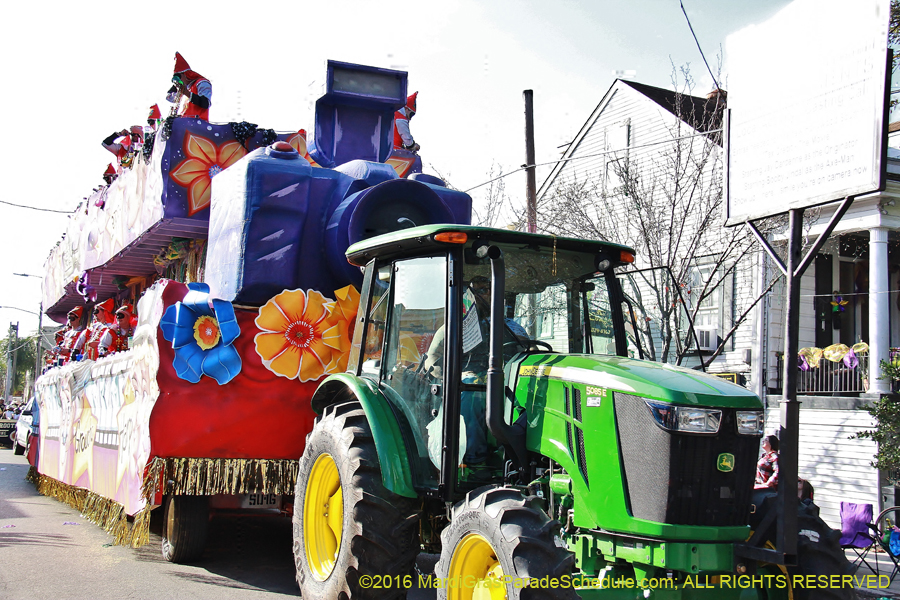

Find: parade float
31;59;471;560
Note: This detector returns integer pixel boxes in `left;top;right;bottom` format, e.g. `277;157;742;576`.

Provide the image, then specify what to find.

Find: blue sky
0;0;793;334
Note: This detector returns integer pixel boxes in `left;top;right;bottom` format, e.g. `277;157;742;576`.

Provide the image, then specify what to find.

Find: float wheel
161;494;209;563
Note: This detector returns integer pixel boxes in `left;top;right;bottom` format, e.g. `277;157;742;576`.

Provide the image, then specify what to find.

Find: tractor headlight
735;410;764;435
644;400;721;434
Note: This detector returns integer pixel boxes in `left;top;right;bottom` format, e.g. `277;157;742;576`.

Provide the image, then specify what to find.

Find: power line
462;129;722;193
680;0;721;91
0;199;76;214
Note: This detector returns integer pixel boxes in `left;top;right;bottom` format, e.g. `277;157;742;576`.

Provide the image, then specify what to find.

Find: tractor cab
339;225;636;499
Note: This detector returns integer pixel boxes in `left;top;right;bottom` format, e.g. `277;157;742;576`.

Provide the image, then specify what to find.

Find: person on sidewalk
755;434;779;490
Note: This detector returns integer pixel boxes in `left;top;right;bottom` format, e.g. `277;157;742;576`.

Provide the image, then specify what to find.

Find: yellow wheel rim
447;533;507;600
304;453;343;581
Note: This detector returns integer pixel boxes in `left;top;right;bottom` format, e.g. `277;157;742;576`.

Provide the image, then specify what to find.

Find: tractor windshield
463;244;619;357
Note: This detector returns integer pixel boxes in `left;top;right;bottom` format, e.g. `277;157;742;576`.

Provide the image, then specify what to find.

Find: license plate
239;493;282;509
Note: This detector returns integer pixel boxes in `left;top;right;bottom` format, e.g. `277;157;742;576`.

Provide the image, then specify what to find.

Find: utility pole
33;303;43;395
11;273;45;397
523;90;537;234
4;322;18;402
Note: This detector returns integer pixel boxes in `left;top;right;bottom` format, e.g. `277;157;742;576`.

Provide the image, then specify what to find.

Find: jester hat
173;52;203;83
93;298;117;323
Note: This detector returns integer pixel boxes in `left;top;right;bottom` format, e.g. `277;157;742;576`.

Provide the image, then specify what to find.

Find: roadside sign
725;0;889;225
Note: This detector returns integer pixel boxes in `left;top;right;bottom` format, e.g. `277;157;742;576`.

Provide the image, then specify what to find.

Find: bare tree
532;66;785;367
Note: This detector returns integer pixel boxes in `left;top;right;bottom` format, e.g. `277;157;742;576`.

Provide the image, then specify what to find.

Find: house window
686;259;734;352
604;119;631;191
535;288;562;339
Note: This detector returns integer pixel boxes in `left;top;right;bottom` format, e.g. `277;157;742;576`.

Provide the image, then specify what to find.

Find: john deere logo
717;453;735;472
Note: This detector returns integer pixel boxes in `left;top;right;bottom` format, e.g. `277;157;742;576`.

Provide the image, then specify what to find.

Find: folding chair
872;506;900;584
840;502;879;574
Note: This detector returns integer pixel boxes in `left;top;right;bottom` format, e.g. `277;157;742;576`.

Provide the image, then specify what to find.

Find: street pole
4;322;18;403
524;90;537;234
11;273;45;398
10;322;18;399
33;302;43;395
3;323;9;403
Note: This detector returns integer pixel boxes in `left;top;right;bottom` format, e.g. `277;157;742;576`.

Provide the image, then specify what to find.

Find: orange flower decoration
322;285;360;373
285;129;320;167
171;132;246;215
254;286;359;382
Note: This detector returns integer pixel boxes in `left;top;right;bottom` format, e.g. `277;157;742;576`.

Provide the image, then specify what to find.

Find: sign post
725;0;889;565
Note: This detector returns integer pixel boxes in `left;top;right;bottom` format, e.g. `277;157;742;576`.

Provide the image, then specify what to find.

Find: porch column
869;227;890;395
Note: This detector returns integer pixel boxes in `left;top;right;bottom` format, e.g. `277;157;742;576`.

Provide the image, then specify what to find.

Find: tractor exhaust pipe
478;244;529;471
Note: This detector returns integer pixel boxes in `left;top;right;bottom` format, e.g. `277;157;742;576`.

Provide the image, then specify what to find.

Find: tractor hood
514;353;762;409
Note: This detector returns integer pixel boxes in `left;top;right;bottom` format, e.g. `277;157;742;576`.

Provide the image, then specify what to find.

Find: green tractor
292;225;853;599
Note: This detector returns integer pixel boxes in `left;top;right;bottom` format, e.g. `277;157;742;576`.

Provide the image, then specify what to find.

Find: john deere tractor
292;225;853;599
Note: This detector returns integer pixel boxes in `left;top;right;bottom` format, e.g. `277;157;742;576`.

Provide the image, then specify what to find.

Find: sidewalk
850;549;900;598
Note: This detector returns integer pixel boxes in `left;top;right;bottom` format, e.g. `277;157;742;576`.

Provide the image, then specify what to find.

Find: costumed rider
57;306;87;363
101;126;143;169
102;163;117;185
47;325;68;367
101;129;131;164
112;303;136;353
393;92;420;153
166;52;212;120
80;298;118;361
147;104;161;132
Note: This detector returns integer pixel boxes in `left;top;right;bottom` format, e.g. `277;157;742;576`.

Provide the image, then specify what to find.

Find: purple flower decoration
160;283;242;384
798;355;810;372
843;349;859;369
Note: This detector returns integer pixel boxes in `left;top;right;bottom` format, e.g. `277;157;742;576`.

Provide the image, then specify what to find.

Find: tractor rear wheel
435;486;577;600
293;401;420;599
788;502;858;600
161;494;209;563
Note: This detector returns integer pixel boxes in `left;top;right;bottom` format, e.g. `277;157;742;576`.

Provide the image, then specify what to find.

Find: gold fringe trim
125;457;167;549
154;457;298;496
25;465;39;484
129;506;153;548
34;475;129;544
30;458;298;549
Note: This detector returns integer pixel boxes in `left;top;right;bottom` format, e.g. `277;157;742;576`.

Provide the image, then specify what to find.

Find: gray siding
765;406;878;530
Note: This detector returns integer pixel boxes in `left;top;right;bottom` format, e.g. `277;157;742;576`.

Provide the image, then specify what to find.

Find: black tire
435;486;577;600
787;502;858;600
293;401;420;600
13;442;25;455
161;494;209;563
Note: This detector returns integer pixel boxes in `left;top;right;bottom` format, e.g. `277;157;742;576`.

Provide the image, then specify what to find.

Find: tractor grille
614;392;757;527
572;388;589;487
564;387;590;488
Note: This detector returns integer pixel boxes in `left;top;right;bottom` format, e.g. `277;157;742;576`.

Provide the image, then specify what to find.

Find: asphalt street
0;450;438;600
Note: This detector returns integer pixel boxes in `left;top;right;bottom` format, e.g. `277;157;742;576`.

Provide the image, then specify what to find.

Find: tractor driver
423;276;529;467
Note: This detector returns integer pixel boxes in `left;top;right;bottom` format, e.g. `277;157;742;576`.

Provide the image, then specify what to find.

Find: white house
537;77;897;530
537;79;761;382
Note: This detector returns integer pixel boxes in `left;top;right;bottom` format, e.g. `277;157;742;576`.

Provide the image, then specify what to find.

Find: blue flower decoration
160;282;242;385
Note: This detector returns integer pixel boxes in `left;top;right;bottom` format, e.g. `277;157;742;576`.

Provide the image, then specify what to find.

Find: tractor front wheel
293;401;420;599
435;486;577;600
